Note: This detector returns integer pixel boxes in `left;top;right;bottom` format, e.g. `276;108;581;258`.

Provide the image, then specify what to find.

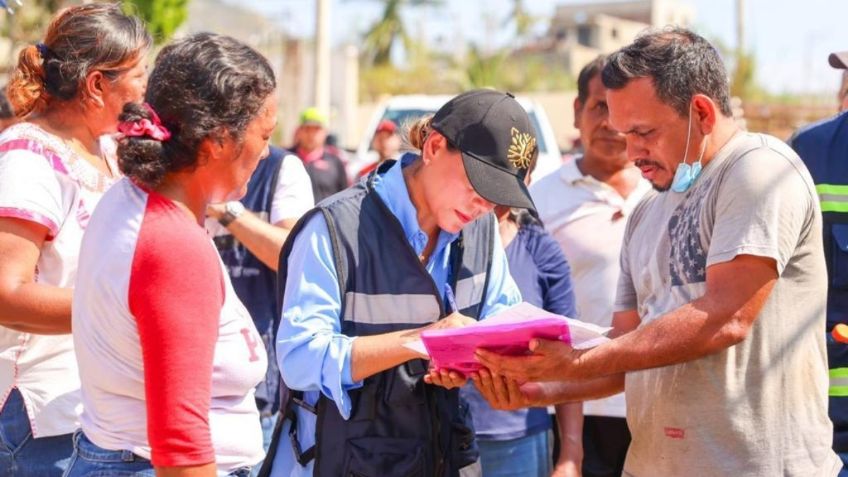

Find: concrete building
179;0;360;148
545;0;695;77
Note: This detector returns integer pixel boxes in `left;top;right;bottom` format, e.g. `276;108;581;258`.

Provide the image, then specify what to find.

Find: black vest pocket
383;360;427;407
343;437;425;477
448;399;479;470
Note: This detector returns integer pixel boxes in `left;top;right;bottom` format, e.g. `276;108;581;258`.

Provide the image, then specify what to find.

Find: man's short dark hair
602;27;732;118
576;55;608;105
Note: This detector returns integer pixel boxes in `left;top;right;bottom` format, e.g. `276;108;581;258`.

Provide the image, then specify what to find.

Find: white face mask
671;103;707;193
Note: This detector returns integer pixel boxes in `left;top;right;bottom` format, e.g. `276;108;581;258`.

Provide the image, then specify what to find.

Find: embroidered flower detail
507;127;536;169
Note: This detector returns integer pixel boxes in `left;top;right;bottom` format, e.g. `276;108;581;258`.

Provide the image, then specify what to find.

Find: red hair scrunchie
117;103;172;141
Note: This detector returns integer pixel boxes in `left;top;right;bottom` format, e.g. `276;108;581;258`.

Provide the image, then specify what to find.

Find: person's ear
573;97;584;129
196;134;227;167
83;70;106;108
423;131;446;164
692;94;717;135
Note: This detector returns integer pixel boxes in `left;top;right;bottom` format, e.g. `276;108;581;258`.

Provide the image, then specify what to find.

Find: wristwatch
218;201;246;227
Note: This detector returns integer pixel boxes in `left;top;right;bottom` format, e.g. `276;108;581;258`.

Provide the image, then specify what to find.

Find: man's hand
551;459;582;477
469;368;547;410
475;338;585;382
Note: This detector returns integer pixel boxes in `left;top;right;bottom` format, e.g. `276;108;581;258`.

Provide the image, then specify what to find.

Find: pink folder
421;316;571;375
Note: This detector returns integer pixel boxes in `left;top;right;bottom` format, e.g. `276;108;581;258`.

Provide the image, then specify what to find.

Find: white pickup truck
350;94;563;182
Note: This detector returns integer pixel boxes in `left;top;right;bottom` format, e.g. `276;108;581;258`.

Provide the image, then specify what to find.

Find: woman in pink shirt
69;33;277;477
0;4;150;475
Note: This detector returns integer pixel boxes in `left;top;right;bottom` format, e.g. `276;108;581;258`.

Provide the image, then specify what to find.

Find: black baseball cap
431;89;537;210
830;51;848;69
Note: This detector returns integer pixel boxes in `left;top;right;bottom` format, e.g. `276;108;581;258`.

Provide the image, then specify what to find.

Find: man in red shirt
357;119;401;179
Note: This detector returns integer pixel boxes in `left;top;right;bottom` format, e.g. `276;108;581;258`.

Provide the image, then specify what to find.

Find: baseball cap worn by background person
829;51;848;69
431;89;537;210
300;107;327;127
376;119;397;134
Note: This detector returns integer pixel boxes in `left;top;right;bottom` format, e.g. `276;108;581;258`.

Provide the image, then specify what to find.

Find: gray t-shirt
615;132;841;476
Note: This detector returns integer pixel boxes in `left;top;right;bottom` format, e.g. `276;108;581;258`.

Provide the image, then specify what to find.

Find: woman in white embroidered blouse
0;4;150;475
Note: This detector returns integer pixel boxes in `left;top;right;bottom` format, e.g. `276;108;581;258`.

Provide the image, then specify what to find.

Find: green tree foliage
463;45;506;90
462;46;574;93
359;40;456;99
361;0;441;66
123;0;188;45
362;0;405;66
731;50;761;101
357;0;572;99
503;0;536;40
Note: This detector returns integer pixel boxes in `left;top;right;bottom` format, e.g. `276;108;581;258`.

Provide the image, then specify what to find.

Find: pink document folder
421;316;572;375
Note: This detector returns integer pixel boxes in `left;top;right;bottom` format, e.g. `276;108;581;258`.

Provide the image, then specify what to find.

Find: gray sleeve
614;210;639;312
705;147;814;274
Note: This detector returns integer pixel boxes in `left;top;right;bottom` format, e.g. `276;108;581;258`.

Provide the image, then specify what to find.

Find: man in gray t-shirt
613;131;836;475
473;28;841;476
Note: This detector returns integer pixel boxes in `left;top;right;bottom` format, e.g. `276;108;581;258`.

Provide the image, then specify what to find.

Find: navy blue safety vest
790;114;848;463
262;160;494;477
790;112;848;329
214;146;286;415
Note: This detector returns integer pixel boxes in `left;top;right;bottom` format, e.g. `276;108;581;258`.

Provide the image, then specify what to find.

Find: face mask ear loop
696;131;708;164
681;102;694;166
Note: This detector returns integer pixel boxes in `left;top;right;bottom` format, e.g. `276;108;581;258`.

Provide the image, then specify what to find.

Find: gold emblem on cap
508;127;536;169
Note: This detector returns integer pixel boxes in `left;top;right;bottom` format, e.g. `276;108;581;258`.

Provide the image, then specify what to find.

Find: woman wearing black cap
265;90;538;477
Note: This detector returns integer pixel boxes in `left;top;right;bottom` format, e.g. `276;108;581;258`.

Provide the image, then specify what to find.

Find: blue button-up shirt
270;155;521;476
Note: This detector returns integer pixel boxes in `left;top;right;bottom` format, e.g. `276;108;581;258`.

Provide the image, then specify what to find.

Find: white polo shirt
206;153;314;237
530;157;650;418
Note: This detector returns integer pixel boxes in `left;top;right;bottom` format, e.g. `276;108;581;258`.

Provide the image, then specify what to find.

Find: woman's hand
420;312;475;389
205;203;225;220
423;367;467;389
424;312;477;331
405;312;476;359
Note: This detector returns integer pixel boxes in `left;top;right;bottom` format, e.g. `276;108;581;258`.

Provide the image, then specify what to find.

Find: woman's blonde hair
404;114;434;151
404;114;459;154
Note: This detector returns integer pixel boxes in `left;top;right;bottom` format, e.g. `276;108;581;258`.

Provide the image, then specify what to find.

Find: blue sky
240;0;847;95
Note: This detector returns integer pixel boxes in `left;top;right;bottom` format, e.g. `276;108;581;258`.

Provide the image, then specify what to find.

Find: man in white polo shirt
205;145;314;473
530;55;650;477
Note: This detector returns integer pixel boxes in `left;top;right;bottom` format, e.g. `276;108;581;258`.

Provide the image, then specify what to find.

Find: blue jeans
0;387;73;476
63;431;252;477
478;430;550;477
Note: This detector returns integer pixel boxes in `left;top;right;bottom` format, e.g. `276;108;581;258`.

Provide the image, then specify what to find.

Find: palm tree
462;45;507;90
503;0;536;40
361;0;441;66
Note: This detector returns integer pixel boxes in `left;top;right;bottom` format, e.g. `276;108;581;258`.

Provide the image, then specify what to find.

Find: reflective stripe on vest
343;292;440;324
817;184;848;213
455;273;487;309
341;273;488;325
830;367;848;397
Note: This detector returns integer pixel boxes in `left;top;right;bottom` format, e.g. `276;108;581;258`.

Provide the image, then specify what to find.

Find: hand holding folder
406;302;611;376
